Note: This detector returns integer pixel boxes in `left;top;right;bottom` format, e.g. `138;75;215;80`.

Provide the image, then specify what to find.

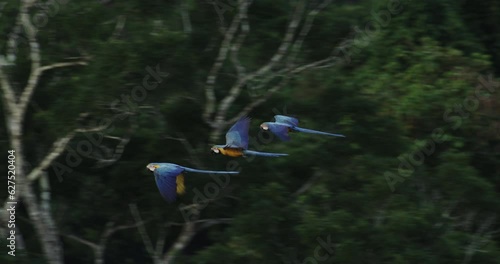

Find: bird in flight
211;117;288;157
147;163;239;202
260;115;345;141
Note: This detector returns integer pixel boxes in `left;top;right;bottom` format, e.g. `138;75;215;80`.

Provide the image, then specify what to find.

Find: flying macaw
260;115;345;141
146;163;239;202
211;117;288;157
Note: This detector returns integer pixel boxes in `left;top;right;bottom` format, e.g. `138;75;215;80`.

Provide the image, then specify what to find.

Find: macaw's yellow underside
176;174;185;195
218;147;244;157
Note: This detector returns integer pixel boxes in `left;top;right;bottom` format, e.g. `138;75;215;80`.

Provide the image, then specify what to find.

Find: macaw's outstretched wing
154;165;184;202
274;115;299;127
267;123;291;141
225;117;250;149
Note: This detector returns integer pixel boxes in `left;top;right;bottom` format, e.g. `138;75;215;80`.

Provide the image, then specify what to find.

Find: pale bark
130;203;231;264
0;1;88;263
202;0;340;143
462;215;497;264
65;221;142;264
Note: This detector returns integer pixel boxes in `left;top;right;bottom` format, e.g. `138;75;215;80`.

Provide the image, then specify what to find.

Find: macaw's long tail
182;167;240;174
293;127;346;138
243;150;289;157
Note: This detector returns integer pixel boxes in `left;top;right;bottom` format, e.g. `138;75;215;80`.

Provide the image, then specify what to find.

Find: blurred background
1;0;499;263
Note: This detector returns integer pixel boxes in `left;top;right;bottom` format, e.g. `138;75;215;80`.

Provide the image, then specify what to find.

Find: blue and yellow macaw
147;163;239;202
211;117;288;157
260;115;345;141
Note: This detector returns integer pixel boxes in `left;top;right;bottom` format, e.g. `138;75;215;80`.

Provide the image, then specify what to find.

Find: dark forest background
1;0;499;263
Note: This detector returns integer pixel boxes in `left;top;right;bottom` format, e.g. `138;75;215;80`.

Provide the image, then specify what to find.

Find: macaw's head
260;122;270;131
147;163;161;172
211;146;221;154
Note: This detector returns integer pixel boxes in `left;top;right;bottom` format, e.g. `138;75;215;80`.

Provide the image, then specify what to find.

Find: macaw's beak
260;123;269;131
146;164;157;172
210;147;220;154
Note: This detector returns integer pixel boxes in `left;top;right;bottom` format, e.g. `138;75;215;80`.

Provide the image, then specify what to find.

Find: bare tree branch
253;0;306;76
288;0;333;65
155;225;167;259
462;215;496;264
18;59;88;119
229;75;291;124
290;56;340;73
0;1;133;263
0;123;108;246
229;1;250;79
129;204;161;263
234;59;336;123
92;115;137;168
131;201;229;264
206;0;235;34
162;213;231;263
293;170;321;197
109;15;127;40
203;1;340;142
102;221;145;238
39;60;88;72
212;0;306;129
163;221;196;263
180;1;192;34
27;132;76;181
5;7;23;64
65;234;99;250
27;124;108;182
0;2;69;262
203;0;251;125
64;220;143;264
196;218;232;230
15;0;88;118
0;61;16;114
17;1;41;119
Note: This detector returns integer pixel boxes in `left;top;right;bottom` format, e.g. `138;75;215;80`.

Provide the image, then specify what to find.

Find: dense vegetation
1;0;499;263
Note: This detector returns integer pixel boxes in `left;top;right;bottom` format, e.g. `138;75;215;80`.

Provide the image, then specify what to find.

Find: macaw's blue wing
267;123;291;141
274;115;299;127
154;165;184;202
225;117;250;149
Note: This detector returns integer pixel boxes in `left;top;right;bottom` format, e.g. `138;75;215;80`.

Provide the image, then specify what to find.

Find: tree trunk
10;116;63;264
